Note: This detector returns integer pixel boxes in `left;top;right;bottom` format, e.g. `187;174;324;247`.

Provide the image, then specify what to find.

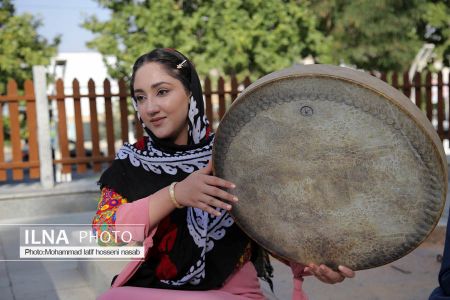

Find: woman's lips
150;117;165;126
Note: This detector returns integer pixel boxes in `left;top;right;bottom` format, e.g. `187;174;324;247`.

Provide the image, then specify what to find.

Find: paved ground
0;210;447;300
0;170;449;300
267;235;445;300
0;213;97;300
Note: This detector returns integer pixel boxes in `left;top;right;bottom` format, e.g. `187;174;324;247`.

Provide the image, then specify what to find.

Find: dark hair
129;48;193;101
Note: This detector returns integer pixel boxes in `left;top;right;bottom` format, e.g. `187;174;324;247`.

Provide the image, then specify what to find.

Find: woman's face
133;62;190;145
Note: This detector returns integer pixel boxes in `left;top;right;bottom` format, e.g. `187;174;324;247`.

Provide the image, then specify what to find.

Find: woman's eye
135;95;146;102
157;89;169;96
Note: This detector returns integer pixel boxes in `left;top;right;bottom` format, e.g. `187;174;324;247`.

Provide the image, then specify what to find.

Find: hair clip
177;60;187;69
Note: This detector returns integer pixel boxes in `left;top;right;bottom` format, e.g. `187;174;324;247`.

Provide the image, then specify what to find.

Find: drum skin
212;65;448;271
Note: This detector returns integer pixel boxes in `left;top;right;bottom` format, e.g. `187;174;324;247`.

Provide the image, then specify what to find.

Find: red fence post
104;79;116;163
402;71;411;99
436;72;444;140
204;77;213;125
414;72;422;109
73;79;87;173
435;71;447;142
425;72;433;121
7;80;23;180
24;79;39;178
88;79;101;172
218;76;226;121
56;79;71;174
0;100;5;181
118;78;129;144
230;74;238;103
391;72;399;89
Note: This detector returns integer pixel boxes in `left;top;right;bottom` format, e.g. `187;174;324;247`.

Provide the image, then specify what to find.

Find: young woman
92;48;355;300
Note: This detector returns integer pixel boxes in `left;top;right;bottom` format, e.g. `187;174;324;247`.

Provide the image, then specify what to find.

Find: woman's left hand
303;263;355;284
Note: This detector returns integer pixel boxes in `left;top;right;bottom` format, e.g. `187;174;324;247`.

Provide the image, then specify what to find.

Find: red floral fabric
92;188;128;246
149;216;179;280
92;186;179;279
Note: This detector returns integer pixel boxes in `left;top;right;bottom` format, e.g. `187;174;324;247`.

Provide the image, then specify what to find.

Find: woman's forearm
147;185;177;230
113;185;176;243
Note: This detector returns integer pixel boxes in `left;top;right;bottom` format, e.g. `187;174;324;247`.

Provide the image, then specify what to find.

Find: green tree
309;0;426;72
0;0;60;94
418;0;450;67
83;0;330;79
185;0;331;77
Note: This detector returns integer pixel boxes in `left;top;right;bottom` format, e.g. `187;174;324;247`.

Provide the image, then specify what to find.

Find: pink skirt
97;261;266;300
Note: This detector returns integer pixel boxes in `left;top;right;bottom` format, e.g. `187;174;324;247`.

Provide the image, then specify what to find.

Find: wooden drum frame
212;65;447;270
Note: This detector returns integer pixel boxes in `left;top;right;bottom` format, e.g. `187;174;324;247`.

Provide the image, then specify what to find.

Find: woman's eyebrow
134;82;172;93
151;81;171;88
134;81;171;93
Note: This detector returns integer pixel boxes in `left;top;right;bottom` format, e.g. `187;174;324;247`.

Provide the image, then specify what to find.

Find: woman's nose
143;98;160;115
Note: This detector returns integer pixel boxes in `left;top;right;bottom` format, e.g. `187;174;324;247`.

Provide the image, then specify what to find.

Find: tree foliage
0;0;60;93
309;0;427;71
84;0;449;77
83;0;330;79
309;0;450;71
419;0;450;66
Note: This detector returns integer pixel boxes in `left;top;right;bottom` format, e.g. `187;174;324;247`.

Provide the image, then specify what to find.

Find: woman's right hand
175;160;238;216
